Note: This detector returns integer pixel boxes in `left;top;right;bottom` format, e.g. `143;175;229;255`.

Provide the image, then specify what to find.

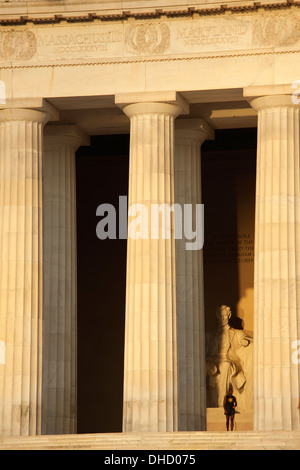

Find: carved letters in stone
253;14;300;47
0;30;37;60
125;23;170;55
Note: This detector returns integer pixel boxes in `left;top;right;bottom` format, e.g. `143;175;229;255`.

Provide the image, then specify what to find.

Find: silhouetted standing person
223;388;237;431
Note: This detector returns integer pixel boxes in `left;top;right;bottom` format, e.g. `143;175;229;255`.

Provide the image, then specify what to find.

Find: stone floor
0;431;300;450
206;408;253;431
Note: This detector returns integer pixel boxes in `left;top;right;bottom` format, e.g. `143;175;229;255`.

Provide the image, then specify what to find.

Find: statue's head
216;304;231;327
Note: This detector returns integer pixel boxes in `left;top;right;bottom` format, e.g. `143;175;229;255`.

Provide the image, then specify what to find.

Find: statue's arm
236;330;252;347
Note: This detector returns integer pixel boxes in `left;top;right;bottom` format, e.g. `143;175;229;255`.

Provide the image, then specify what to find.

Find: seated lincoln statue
205;304;252;408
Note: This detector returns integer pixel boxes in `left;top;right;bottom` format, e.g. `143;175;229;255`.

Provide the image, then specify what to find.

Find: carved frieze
125;23;170;55
253;14;300;47
0;30;36;60
0;11;300;64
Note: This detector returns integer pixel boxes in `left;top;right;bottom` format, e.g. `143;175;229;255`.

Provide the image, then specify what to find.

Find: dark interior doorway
76;135;129;434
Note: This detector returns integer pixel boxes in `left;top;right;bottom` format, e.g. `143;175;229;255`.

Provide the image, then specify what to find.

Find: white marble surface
0;108;49;436
42;125;89;435
119;95;185;433
175;119;213;431
249;95;300;431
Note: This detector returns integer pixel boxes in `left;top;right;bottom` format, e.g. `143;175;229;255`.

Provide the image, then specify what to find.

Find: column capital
44;124;90;149
244;84;300;110
115;91;190;117
0;98;59;121
248;94;300;111
0;107;50;125
175;118;215;143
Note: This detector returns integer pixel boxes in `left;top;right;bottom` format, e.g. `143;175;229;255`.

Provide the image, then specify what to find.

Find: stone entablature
0;7;300;64
0;0;298;24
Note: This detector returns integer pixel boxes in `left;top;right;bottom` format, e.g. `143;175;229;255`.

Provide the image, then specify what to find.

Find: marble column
0;108;50;436
175;119;213;431
42;125;89;435
116;94;188;432
250;95;300;430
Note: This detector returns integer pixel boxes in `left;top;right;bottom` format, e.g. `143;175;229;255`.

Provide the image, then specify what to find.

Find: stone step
0;431;300;450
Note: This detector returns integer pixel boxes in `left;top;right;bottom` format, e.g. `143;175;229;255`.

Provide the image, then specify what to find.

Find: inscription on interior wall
204;233;254;264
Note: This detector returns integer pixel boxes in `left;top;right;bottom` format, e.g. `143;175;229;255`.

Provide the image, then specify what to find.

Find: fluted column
250;95;300;430
0;108;50;436
117;95;188;433
42;125;89;435
175;119;213;431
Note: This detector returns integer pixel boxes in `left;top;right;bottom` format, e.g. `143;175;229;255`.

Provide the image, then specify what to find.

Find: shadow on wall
202;128;256;415
201;128;256;334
